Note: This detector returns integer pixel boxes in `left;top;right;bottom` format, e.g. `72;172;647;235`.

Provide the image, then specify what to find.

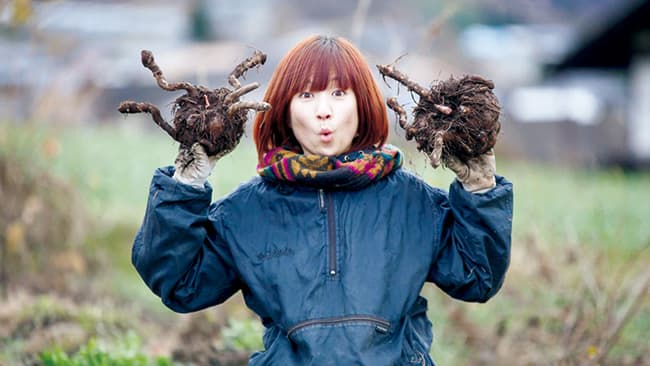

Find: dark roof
551;0;650;71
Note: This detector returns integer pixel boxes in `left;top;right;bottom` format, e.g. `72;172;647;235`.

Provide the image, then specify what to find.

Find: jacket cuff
450;175;512;201
152;166;213;199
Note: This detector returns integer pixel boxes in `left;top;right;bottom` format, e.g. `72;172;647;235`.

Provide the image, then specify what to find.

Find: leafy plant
39;332;174;366
221;317;264;351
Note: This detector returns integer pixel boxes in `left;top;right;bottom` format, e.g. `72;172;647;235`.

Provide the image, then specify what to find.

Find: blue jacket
133;165;513;365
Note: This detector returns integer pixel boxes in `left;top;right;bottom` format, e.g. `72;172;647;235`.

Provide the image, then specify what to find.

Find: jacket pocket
287;315;391;340
286;314;393;362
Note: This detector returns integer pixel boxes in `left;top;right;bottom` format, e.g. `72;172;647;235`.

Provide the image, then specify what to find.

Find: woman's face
289;78;359;156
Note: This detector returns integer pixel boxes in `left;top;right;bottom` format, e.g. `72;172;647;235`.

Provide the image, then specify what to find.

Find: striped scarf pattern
257;145;403;190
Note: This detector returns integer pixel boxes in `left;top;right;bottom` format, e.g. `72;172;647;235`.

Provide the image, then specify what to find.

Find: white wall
629;56;650;160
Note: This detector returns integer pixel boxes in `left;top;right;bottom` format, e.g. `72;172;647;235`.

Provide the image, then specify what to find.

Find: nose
315;95;332;120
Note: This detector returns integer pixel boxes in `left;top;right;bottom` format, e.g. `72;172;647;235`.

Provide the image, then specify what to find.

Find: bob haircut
253;35;389;165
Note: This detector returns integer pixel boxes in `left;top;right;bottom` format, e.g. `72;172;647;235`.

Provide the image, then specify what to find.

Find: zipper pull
375;324;389;334
318;189;326;212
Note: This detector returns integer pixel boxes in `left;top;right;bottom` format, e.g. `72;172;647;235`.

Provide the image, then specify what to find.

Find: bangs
287;38;357;93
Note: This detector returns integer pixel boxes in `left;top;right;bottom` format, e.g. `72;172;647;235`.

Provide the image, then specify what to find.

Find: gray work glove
172;143;218;189
445;150;496;193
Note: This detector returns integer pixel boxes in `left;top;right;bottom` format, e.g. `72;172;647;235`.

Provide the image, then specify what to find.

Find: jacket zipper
319;189;337;277
287;315;391;338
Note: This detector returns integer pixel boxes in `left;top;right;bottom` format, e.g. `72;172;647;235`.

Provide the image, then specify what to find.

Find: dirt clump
377;63;500;168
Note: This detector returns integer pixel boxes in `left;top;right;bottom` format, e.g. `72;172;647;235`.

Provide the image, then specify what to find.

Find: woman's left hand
445;149;496;193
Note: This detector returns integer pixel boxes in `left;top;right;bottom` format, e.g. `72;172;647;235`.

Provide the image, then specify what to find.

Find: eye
298;92;313;98
332;89;346;97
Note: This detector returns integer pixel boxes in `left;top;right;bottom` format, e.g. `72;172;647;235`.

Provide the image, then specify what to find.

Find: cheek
347;101;359;132
288;100;297;123
290;114;307;136
350;120;360;139
288;105;301;132
289;101;309;126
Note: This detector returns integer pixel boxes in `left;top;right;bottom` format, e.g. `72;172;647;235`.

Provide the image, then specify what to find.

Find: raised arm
132;167;241;313
427;176;513;302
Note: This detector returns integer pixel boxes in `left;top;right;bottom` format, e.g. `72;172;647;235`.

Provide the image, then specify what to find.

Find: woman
132;35;513;365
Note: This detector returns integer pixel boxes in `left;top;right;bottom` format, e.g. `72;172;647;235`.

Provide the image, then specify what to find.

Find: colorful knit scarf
257;145;403;190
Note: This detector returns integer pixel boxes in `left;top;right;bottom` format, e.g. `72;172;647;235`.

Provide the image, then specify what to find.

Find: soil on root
412;75;500;165
170;87;248;157
378;63;501;168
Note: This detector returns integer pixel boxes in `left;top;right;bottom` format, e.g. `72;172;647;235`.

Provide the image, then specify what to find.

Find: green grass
0;122;260;225
40;332;174;366
502;163;650;251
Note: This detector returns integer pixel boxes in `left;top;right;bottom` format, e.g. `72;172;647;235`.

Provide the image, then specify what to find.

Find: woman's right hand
172;143;219;188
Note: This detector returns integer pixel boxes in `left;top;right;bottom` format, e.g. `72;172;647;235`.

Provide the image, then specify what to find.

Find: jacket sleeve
426;175;513;302
132;166;241;313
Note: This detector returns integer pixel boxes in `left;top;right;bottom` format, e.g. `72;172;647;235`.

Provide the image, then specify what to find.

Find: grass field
1;121;649;365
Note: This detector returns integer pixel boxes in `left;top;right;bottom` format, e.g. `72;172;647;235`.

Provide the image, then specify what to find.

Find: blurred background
1;0;649;365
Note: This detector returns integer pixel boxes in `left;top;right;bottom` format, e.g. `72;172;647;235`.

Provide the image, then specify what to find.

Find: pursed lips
320;128;333;143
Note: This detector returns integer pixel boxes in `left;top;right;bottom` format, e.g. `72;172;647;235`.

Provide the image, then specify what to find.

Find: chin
319;147;346;156
303;143;350;157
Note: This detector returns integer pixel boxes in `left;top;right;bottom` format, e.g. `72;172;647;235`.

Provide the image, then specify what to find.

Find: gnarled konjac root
386;97;412;139
377;61;500;168
119;49;271;157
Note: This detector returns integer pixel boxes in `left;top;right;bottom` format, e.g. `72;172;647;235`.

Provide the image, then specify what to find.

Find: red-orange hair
253;35;389;165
